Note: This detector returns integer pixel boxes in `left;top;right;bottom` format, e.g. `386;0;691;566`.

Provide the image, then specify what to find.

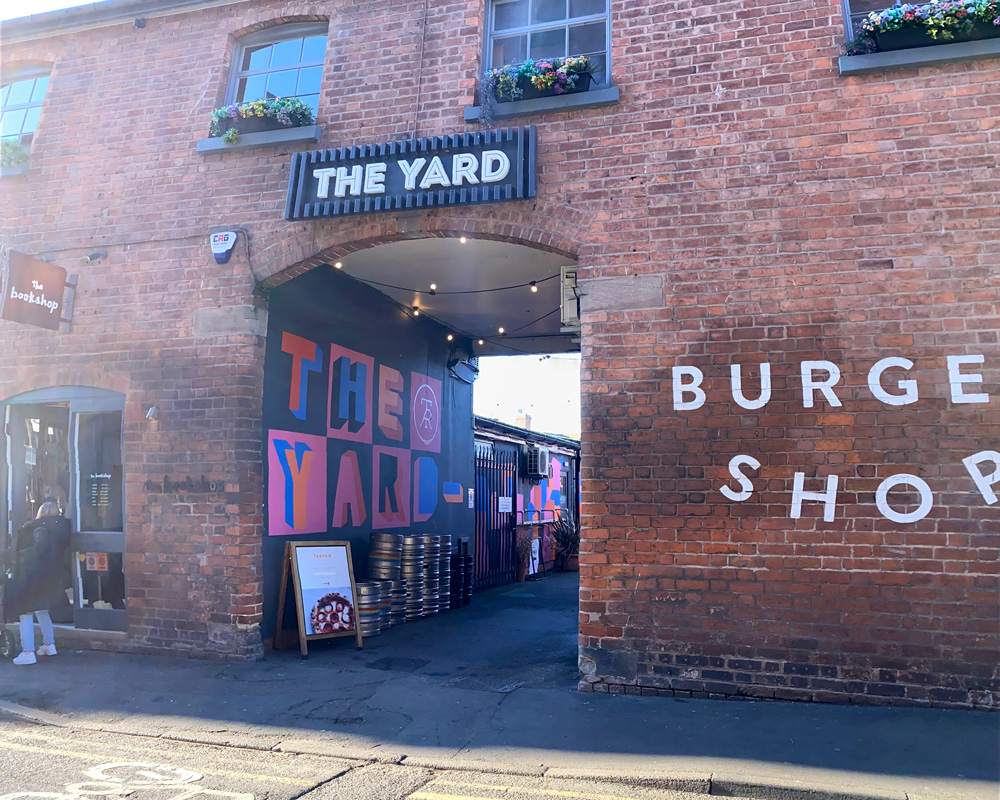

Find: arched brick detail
201;10;331;111
254;202;590;289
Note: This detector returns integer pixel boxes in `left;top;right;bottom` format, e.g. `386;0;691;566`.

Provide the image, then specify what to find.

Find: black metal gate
474;438;518;589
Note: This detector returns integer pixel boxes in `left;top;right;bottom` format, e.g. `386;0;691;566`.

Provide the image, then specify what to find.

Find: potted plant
479;56;596;126
209;97;315;143
515;532;533;582
550;512;580;572
857;1;1000;52
1;139;29;169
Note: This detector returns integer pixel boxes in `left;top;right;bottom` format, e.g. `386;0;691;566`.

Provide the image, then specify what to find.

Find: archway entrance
261;235;581;687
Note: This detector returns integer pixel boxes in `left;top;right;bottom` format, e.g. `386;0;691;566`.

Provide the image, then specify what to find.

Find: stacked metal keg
437;534;452;613
401;535;425;621
461;541;474;606
384;579;407;626
368;532;403;581
355;581;382;637
420;534;441;616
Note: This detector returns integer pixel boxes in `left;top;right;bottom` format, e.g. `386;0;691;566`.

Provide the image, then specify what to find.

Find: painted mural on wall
520;454;564;523
266;336;463;537
262;268;474;634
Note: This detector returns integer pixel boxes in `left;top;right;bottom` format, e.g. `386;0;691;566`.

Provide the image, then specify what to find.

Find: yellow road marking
428;778;654;800
415;779;653;800
0;734;314;788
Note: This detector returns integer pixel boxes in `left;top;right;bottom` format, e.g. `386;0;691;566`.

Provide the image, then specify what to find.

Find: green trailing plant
1;139;29;167
852;0;1000;51
209;96;315;136
221;127;240;145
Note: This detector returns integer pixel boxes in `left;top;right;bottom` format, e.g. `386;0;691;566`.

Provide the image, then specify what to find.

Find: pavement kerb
0;699;913;800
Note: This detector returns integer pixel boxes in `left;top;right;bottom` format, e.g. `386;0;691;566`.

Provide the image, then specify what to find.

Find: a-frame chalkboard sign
274;540;363;655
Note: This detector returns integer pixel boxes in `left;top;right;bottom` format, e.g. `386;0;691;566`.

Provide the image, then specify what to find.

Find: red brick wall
1;0;996;703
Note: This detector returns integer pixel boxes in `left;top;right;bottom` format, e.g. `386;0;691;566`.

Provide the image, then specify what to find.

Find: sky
1;0;88;21
474;354;581;440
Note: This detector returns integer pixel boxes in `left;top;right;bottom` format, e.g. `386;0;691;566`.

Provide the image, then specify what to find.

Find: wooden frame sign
274;540;363;655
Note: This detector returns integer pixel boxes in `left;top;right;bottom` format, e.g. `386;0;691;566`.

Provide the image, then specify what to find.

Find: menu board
274;541;362;655
76;412;123;532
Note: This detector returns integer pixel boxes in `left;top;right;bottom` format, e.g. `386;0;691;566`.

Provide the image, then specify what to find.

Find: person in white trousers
5;501;71;665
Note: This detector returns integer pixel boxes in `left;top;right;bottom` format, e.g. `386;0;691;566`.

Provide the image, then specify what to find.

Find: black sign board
285;126;537;220
1;250;66;331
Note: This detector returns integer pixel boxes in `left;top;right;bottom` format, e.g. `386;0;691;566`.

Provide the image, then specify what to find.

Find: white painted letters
363;162;387;194
313;167;337;199
963;450;1000;505
452;153;480;185
801;361;843;409
418;156;452;189
947;355;989;404
720;455;761;502
731;363;772;410
482;150;511;183
334;165;363;198
673;366;706;411
791;473;839;522
398;158;427;191
875;473;933;523
868;357;918;406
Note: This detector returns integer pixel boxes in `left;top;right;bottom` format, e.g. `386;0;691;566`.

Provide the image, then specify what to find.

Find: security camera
85;250;107;263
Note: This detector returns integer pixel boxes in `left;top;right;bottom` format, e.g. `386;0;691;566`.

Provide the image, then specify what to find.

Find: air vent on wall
524;445;550;479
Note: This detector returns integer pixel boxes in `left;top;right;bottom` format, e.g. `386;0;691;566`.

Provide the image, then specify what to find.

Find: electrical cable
357;273;559;296
507;307;560;335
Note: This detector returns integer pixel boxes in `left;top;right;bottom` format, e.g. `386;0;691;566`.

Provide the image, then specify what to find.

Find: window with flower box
840;0;1000;59
487;0;610;85
226;23;328;118
1;68;49;172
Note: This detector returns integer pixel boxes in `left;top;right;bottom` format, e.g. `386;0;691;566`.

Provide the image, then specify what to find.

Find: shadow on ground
1;571;997;795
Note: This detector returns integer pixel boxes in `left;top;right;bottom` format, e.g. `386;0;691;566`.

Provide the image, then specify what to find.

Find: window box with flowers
196;97;322;154
468;55;618;124
0;139;29;177
854;0;1000;51
841;1;1000;74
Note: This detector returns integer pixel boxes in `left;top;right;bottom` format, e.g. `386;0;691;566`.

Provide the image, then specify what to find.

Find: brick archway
253;203;590;289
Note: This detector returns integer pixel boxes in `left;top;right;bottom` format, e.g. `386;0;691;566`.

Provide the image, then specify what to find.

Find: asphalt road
0;715;735;800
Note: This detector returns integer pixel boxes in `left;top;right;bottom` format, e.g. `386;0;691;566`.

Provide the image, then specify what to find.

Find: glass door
69;398;126;632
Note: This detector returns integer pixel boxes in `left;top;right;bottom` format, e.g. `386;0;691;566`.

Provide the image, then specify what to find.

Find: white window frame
841;0;889;38
224;22;329;107
484;0;612;84
1;65;51;146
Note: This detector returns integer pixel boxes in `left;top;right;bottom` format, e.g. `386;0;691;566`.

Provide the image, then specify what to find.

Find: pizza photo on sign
302;586;356;635
309;591;355;634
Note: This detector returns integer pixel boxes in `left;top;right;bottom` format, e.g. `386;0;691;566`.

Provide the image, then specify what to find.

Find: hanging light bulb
334;261;343;269
459;236;467;244
530;281;538;293
430;283;437;291
498;326;505;334
447;334;454;342
478;339;484;345
412;306;420;316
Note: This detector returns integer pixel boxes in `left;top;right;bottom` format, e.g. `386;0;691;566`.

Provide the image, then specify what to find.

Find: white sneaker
37;644;57;657
13;651;36;665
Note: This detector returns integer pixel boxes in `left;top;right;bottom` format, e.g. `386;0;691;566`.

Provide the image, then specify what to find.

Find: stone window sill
464;85;620;123
196;124;322;154
839;37;1000;76
0;163;28;177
